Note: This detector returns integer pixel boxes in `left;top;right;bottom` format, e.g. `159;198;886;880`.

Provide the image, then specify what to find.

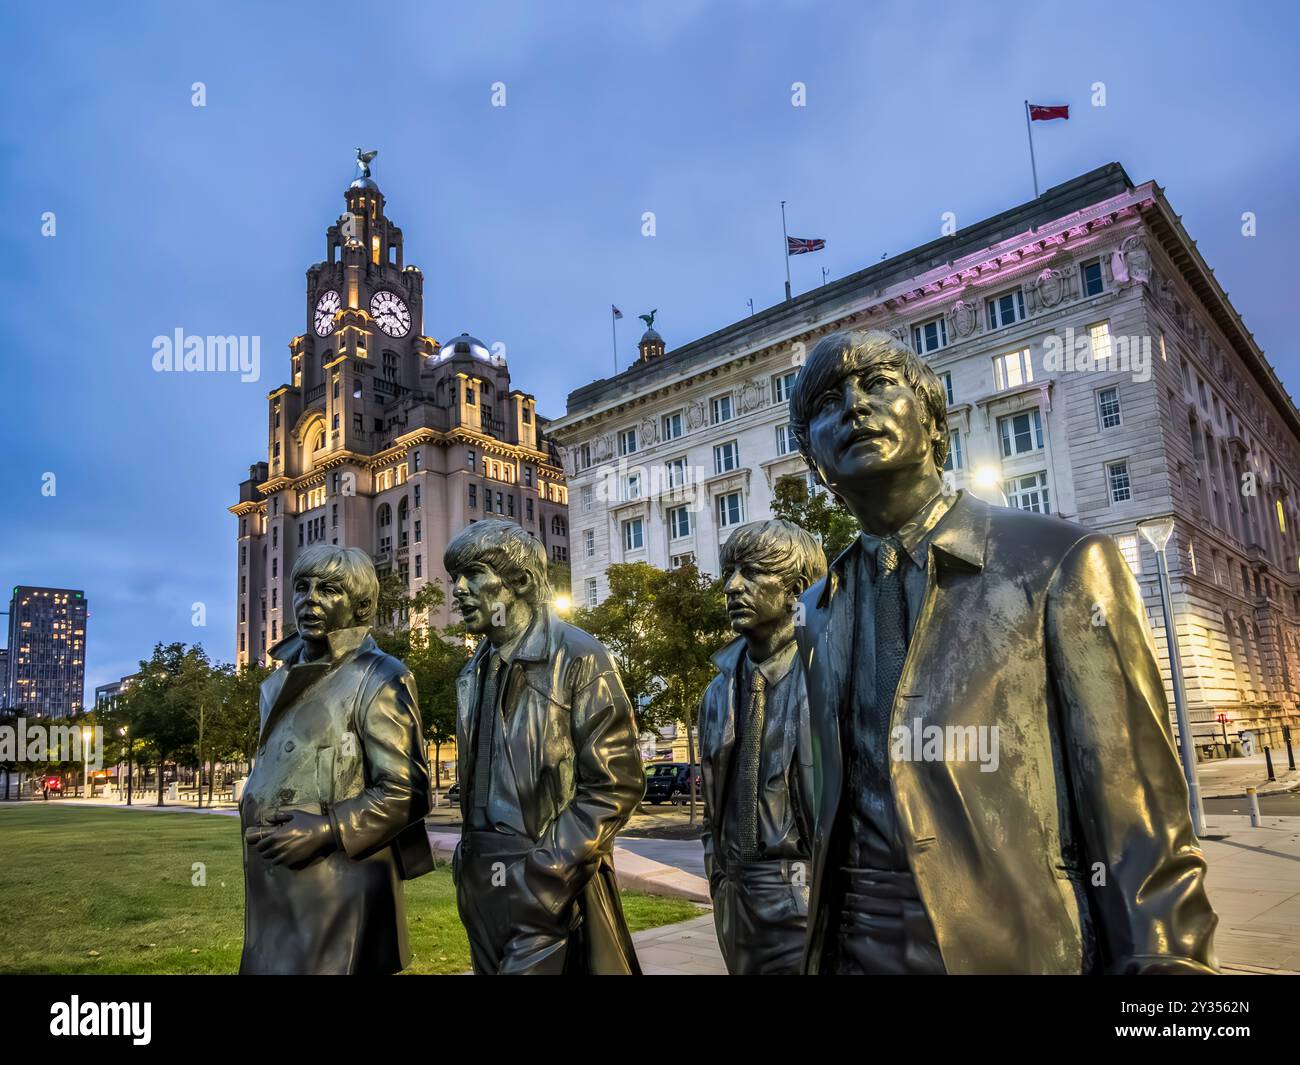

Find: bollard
1265;745;1276;782
1285;725;1296;772
1247;786;1262;828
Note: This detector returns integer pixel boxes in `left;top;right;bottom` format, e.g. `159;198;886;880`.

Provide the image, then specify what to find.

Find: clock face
314;290;340;336
370;290;411;338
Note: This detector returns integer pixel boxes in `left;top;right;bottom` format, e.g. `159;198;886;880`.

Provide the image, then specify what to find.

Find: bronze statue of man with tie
788;328;1217;974
699;519;826;974
445;518;645;974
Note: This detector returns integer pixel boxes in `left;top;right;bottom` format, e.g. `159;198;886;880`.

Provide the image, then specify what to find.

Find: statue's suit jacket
796;491;1218;974
241;627;434;975
453;608;645;974
698;637;815;894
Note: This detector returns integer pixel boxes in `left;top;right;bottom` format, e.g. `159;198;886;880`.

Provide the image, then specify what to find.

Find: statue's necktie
736;668;768;861
472;653;504;811
874;539;908;733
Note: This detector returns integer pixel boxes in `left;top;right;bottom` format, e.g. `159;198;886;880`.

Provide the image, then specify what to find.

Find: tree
572;563;661;728
771;473;858;558
643;563;733;824
126;643;200;806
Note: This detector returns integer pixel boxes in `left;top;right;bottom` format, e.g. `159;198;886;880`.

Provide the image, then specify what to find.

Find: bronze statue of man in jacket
446;518;645;975
787;328;1217;974
699;518;826;974
240;545;434;975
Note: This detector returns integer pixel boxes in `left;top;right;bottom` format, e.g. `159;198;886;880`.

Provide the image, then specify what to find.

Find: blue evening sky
2;1;1297;699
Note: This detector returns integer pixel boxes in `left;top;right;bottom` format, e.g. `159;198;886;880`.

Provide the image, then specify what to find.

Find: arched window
377;503;392;529
314;429;326;452
398;496;409;525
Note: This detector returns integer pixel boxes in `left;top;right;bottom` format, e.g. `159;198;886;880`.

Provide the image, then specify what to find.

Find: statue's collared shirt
845;488;954;871
465;623;531;837
721;638;808;863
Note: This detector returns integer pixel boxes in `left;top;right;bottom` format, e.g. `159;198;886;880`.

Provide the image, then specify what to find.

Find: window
662;410;684;441
577;443;593;470
622;472;642;500
666;456;689;488
353;413;363;432
711;394;733;424
772;370;798;403
1081;258;1104;297
1089;322;1112;367
944;429;964;471
414;519;422;543
776;423;798;456
623;518;645;552
1114;532;1140;576
584;529;595;559
523;406;532;424
552;545;568;563
939;371;954;406
496;491;504;514
524;465;533;487
507;494;515;517
331;503;338;528
670;552;696;570
580;484;594;512
618;427;639;456
669;505;692;540
999;409;1043;457
412;451;421;472
1107;460;1132;503
414;485;420;508
1097;386;1122;429
911;316;947;355
986;289;1026;330
468;484;478;509
585;578;598;608
1005;471;1050;514
465;385;476;405
717;491;744;528
714;440;740;474
993;349;1033;390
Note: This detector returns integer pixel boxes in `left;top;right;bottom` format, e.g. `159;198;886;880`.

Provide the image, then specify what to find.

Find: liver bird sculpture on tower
638;310;657;329
355;148;378;179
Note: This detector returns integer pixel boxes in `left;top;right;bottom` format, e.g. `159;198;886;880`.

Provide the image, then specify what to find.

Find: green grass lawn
0;805;701;974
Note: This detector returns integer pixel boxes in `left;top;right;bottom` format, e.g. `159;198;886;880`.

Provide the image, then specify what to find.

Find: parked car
643;762;701;805
445;781;461;805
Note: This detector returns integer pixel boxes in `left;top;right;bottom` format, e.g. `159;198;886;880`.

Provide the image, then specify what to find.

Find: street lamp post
119;725;132;806
1138;517;1206;837
81;727;92;801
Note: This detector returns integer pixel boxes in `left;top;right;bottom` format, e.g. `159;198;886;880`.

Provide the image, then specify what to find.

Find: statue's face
292;570;358;642
806;358;934;490
451;561;521;635
722;558;792;637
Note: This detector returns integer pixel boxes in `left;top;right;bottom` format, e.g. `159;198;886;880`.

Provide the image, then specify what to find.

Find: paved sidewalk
1198;749;1300;798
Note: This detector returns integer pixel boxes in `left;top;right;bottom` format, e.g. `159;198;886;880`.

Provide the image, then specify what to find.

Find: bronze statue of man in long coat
699;518;826;974
240;545;434;975
787;328;1217;974
446;518;645;974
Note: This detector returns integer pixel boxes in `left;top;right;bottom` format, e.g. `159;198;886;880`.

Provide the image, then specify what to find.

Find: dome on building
349;176;379;191
639;326;663;344
442;332;496;362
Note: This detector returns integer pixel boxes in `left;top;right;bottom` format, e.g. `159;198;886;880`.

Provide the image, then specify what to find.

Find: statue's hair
720;519;828;596
788;329;949;476
289;545;380;624
443;518;554;607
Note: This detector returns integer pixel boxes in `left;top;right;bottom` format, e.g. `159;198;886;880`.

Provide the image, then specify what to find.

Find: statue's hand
245;811;336;868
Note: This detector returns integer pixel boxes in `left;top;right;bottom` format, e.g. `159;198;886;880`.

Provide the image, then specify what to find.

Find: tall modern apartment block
231;165;568;666
548;163;1300;750
3;586;88;718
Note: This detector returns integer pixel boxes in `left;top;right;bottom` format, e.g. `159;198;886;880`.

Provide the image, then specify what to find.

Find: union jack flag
787;236;826;255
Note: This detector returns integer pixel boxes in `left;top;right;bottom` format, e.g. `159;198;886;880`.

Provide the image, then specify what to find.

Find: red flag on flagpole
611;305;623;319
1028;104;1069;121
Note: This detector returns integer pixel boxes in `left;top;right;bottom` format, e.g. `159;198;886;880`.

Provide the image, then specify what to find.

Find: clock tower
230;153;570;667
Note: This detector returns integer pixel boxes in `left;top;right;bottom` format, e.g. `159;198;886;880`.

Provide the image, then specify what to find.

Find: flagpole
611;308;618;374
780;200;792;301
1024;100;1040;198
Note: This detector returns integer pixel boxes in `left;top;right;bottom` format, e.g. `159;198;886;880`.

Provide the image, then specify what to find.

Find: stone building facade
547;163;1300;753
230;166;568;667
